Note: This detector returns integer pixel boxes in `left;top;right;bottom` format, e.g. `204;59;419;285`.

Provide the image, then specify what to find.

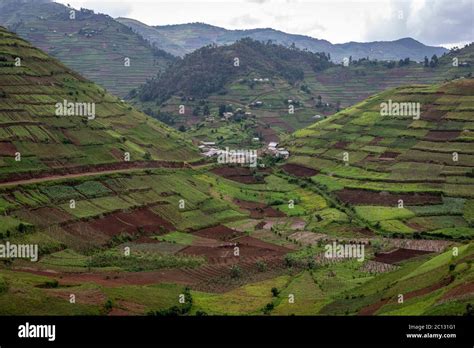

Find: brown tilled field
374;248;432;264
379;151;400;160
15;207;75;227
424;130;460;141
234;199;285;218
441;282;474;301
281;163;319;177
65;207;174;245
211;166;266;184
0;142;17;155
335;189;442;206
192;225;245;241
179;235;289;263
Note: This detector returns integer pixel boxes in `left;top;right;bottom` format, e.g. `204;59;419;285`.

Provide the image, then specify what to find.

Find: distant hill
116;19;448;62
129;39;472;147
129;38;336;146
0;0;176;97
303;43;474;110
134;38;332;103
0;25;199;183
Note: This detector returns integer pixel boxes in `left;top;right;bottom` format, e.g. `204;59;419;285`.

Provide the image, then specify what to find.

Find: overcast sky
56;0;473;48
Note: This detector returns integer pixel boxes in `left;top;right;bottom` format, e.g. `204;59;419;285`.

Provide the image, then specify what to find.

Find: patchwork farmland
0;25;472;318
287;78;474;240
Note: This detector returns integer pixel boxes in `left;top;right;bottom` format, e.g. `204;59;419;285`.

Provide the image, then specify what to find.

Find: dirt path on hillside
0;167;151;188
0;162;207;187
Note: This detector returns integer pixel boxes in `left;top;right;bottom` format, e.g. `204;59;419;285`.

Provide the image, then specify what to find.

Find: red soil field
354;227;375;237
333;141;349;149
335;188;442;206
359;276;453;315
234;199;285;218
192;225;244;241
15;206;75;227
89;207;174;235
179;236;289;263
211;166;265;184
358;298;390;316
233;235;291;253
26;268;200;287
424;130;460;141
264;117;293;132
374;248;432;264
0;142;17;155
421;109;446;121
60;129;81;146
368;137;384;145
256;125;279;143
66;207;174;244
281;163;319;177
379;151;400;160
403;276;454;301
441;282;474;301
0;160;186;184
179;243;278;262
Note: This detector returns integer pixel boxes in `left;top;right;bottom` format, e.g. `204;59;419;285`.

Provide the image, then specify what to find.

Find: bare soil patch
66;207;174;245
88;207;174;236
368;137;384;145
374;248;432;264
333;141;349;149
358;298;390;316
379;151;400;160
179;236;289;264
404;276;454;301
15;207;75;227
192;225;244;241
421;109;446;122
211;166;265;184
425;130;460;141
441;282;474;301
234;199;285;218
335;189;442;206
281;163;319;177
0;142;17;156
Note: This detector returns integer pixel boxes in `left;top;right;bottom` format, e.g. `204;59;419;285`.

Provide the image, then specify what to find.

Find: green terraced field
287;78;474;239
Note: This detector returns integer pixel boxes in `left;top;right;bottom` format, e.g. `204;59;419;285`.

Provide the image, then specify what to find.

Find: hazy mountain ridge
117;19;448;62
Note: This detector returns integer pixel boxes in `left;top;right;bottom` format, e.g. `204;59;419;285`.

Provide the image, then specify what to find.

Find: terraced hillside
0;25;199;183
0;26;472;316
131;39;472;146
130;38;336;146
286;78;474;240
0;0;175;96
